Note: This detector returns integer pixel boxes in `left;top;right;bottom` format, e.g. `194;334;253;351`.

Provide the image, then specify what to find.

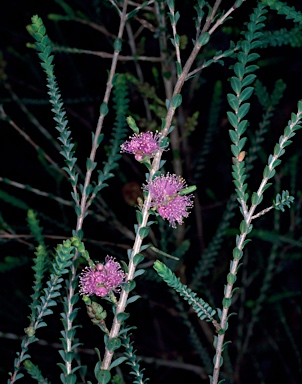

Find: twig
101;0;235;370
0;177;73;206
212;105;302;384
52;45;163;62
167;1;181;66
251;206;274;219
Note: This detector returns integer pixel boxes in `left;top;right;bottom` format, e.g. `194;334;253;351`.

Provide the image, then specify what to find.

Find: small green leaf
74;206;81;217
126;116;139;134
166;98;170;110
179;185;197;195
124;280;136;292
133;253;144;265
231;144;239;157
159;160;166;169
136;210;143;225
139;227;150;239
237;120;248;135
227;94;239;111
234;62;244;79
113;38;122;51
168;125;175;134
140;244;150;252
227;273;237;284
86;158;97;171
247;224;253;234
171;94;182;109
121;260;129;273
229;129;238;144
242;239;251;248
126;295;141;305
167;0;175;11
127;9;139;19
238;103;250;119
198;32;210;46
262;183;272;192
140;159;151;170
100;102;108;116
95;134;104;147
175;61;182;77
263;165;270;178
95;369;111;384
117;312;130;322
227;112;238;128
133;269;145;278
109;357;127;370
230;77;242;94
159;137;169;149
245;64;259;74
107;338;121;352
238;137;247;151
240;220;247;233
272;159;282;168
222;298;232;308
241;74;256;87
251;192;259;205
233;247;243;260
153;260;165;274
239;87;254;103
268;169;276;179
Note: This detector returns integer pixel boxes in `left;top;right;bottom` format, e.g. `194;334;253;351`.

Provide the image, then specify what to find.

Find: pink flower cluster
79;256;126;297
146;174;194;227
121;131;161;161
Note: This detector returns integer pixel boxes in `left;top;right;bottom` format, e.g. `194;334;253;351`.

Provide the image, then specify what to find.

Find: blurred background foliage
0;1;301;383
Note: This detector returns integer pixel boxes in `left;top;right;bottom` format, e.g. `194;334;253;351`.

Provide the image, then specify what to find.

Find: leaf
241;74;256;87
227;94;239;111
227;112;238;128
133;269;145;278
140;244;150;252
126;295;141;305
230;77;242;94
100;102;109;116
198;32;210;45
234;62;245;78
171;94;182;109
229;129;238;144
237;120;248;135
95;369;111;384
238;103;250;119
117;312;130;322
133;253;144;265
139;227;149;239
136;210;143;225
109;357;127;370
239;87;254;102
107;337;121;352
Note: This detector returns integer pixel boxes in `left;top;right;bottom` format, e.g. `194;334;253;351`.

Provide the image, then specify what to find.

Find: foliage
0;1;301;384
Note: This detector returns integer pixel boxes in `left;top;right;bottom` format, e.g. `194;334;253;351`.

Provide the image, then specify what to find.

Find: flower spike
145;174;194;227
121;131;162;161
79;256;126;297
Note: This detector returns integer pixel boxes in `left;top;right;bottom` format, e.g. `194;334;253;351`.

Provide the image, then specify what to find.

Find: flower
145;174;194;227
121;131;161;161
79;256;126;297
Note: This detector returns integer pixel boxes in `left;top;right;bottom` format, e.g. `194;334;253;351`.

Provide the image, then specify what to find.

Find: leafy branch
154;260;220;329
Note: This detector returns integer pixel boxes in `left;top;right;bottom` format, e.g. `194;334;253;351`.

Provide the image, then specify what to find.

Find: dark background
0;1;301;383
